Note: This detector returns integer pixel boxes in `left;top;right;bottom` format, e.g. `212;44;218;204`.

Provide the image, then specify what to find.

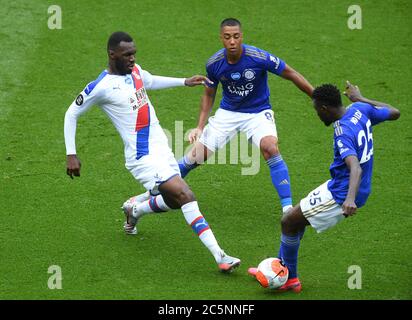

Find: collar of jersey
224;44;246;66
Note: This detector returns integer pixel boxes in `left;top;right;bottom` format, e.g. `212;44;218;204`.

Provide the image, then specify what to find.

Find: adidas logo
279;179;289;185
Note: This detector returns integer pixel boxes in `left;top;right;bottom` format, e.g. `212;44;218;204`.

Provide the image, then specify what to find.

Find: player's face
313;101;333;126
110;41;136;75
220;25;243;56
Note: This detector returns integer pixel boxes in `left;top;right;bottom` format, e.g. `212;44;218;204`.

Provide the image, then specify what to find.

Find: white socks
181;201;223;262
132;195;170;218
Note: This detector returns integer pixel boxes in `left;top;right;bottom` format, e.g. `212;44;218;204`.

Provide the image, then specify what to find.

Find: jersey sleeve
367;104;391;126
335;132;358;160
265;52;286;75
64;84;103;155
141;69;154;89
205;63;219;88
141;68;185;90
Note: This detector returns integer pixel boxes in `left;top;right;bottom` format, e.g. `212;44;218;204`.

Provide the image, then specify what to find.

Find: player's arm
142;69;212;90
280;64;314;97
188;86;217;143
342;155;362;217
64;104;83;179
344;81;400;120
64;92;96;179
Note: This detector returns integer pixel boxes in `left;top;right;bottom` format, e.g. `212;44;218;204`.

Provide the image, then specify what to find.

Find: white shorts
199;108;278;152
300;180;345;233
125;125;180;194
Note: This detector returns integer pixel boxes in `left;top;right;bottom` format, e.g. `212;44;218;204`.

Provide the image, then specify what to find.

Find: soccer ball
256;258;289;289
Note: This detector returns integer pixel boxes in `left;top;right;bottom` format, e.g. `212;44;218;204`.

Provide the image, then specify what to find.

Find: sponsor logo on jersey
243;69;255;80
134;87;148;109
337;140;343;148
129;88;149;111
231;72;241;80
339;147;349;154
227;83;254;97
75;94;83;106
129;97;138;110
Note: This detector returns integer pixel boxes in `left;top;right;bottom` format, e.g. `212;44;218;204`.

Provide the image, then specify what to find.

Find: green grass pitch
0;0;411;300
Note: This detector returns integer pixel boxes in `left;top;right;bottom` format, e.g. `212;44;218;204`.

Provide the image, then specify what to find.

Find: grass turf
0;0;411;300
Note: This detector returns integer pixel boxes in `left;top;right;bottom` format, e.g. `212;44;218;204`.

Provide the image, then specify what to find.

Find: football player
64;31;240;273
249;81;400;292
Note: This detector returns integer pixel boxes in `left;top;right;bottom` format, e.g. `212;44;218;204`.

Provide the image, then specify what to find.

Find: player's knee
192;144;211;163
260;137;279;159
281;212;300;235
176;188;196;206
281;214;291;233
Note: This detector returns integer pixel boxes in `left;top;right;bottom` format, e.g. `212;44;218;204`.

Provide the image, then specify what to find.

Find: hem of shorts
157;173;180;186
219;105;272;114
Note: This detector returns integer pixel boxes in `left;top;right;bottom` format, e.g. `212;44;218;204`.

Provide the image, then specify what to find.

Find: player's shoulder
334;104;368;137
244;44;269;61
84;70;110;96
345;102;377;123
348;101;375;115
206;49;225;68
333;116;356;138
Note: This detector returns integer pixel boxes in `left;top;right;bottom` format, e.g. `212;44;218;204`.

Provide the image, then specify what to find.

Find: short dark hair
220;18;241;29
107;31;133;51
312;84;342;108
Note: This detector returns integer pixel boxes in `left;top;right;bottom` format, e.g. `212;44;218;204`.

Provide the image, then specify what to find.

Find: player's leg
121;190;155;218
248;110;292;213
276;182;346;292
123;145;178;234
250;181;346;291
122;191;172;235
159;175;241;272
178;109;237;178
177;141;213;178
260;136;293;213
275;205;308;292
247;205;306;291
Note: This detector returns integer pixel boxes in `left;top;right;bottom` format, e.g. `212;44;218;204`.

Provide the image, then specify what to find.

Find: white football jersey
64;64;185;166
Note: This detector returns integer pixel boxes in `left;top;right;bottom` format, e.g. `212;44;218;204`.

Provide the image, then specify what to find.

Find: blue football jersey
327;102;391;207
206;44;286;113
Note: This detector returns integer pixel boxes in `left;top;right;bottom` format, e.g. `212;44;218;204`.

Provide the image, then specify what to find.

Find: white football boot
216;251;241;273
121;191;150;235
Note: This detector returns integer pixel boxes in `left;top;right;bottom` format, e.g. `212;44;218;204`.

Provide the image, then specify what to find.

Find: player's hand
342;199;357;217
343;80;363;102
188;128;203;144
184;75;213;87
66;154;81;179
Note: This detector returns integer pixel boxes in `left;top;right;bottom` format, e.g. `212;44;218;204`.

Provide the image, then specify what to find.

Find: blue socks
279;233;300;279
267;154;292;209
178;155;199;178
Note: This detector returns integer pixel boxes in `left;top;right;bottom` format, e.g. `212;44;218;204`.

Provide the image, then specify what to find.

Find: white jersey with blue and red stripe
64;64;184;167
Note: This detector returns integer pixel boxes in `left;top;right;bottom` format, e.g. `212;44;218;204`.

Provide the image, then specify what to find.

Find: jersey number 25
358;120;373;164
